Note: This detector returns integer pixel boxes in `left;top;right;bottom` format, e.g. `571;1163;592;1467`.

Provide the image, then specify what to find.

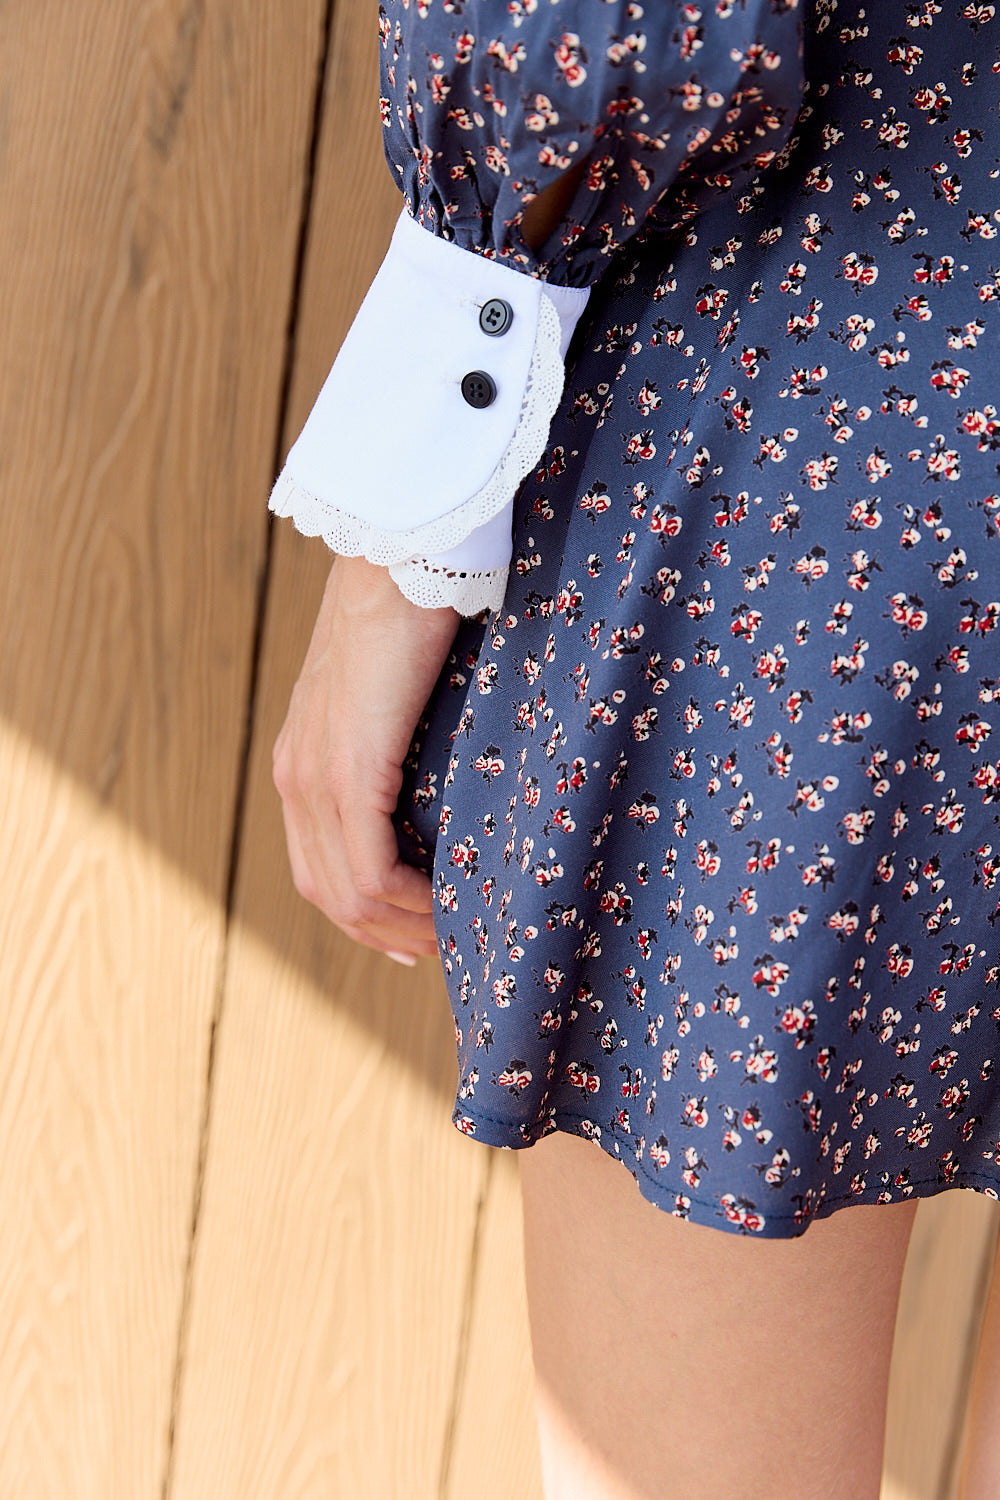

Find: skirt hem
452;1103;1000;1239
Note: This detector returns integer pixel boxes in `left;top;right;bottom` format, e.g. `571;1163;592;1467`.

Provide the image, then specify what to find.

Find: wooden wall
0;3;995;1497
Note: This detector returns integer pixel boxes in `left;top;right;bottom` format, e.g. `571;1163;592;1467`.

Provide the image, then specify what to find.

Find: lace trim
389;558;508;615
268;292;564;566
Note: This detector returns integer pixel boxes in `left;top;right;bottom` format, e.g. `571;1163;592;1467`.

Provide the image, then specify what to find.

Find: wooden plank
0;3;326;1495
443;1152;543;1500
882;1191;999;1500
169;4;509;1496
444;1165;1000;1500
168;762;491;1497
170;1;1000;1494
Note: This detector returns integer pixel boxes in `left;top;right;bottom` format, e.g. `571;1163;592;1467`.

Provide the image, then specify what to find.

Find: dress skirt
394;0;1000;1237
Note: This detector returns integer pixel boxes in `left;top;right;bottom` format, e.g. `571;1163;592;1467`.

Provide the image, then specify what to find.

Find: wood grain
883;1191;999;1500
169;4;501;1496
2;2;997;1497
0;2;326;1494
443;1152;544;1500
174;2;1000;1496
169;854;490;1497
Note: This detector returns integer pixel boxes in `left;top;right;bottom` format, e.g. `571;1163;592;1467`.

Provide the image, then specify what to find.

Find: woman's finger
272;555;460;958
280;796;437;948
338;925;437;964
338;795;435;915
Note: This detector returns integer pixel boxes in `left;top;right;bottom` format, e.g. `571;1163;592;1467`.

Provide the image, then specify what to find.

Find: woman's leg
520;1130;918;1500
957;1215;1000;1500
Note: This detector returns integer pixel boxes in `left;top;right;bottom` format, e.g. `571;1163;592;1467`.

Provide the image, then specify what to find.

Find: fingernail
386;950;418;967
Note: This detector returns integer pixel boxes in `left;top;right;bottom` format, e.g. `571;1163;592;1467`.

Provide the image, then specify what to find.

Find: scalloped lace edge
268;292;564;579
389;559;508;614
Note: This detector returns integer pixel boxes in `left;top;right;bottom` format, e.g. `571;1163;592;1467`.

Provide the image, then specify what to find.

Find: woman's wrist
332;553;460;633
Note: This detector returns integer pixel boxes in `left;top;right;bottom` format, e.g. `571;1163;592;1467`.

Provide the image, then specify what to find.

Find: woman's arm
272;2;803;951
273;557;458;963
272;173;583;959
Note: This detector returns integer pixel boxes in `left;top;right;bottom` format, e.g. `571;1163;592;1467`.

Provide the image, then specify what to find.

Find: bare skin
521;1130;920;1500
273;554;458;963
519;153;591;252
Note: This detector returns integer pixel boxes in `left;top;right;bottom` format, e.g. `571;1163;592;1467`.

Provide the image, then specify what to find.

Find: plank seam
158;3;340;1494
222;0;340;928
438;1151;496;1500
940;1207;1000;1500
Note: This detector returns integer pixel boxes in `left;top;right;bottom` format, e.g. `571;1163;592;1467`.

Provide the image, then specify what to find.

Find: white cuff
268;209;589;613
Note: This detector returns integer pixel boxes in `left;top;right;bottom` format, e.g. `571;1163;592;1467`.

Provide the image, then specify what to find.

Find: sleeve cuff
268;208;589;613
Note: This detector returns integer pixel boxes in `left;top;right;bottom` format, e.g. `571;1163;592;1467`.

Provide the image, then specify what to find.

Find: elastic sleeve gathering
383;0;804;281
269;2;804;614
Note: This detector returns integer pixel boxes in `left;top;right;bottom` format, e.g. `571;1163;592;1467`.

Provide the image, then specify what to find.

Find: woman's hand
273;555;460;964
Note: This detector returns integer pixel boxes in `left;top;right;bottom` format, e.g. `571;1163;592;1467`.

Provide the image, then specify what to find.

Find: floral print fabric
382;0;804;285
390;0;1000;1237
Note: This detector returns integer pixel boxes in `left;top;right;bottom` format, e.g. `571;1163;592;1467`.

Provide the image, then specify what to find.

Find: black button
461;371;497;409
479;298;513;337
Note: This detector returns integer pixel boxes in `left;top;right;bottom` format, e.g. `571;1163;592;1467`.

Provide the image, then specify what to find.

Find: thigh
520;1130;919;1500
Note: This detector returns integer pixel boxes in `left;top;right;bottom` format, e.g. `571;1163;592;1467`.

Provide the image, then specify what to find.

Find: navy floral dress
387;0;1000;1236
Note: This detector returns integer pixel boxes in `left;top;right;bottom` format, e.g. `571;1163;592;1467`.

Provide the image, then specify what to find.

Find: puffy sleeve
269;1;803;614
